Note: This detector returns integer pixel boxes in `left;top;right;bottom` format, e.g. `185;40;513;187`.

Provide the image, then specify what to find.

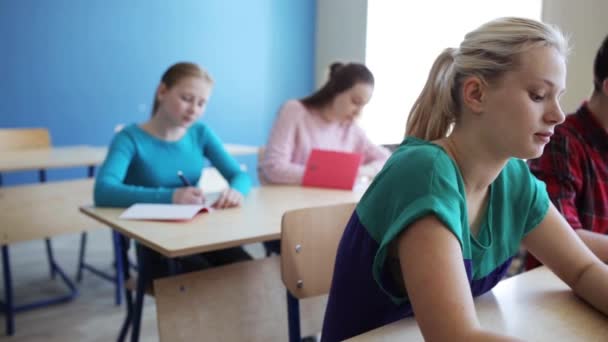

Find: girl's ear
602;78;608;96
156;83;168;101
461;76;486;114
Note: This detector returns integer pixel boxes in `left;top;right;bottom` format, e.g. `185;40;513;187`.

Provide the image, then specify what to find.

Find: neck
144;114;186;141
587;93;608;132
439;127;507;196
317;104;337;123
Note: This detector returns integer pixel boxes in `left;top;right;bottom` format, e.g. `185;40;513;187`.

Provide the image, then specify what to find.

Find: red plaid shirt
527;103;608;269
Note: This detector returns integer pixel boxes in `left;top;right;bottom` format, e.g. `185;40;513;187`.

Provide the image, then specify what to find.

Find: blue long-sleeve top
94;123;251;207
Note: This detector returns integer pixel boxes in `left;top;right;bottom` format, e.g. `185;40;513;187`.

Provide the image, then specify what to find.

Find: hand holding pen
172;170;206;204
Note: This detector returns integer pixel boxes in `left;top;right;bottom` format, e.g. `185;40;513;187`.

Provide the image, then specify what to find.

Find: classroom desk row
80;185;365;341
4;144;608;341
0;143;259;336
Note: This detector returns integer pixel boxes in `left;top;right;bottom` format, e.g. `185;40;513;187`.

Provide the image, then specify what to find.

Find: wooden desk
0;144;257;173
348;267;608;341
80;185;363;342
80;185;363;258
0;179;96;244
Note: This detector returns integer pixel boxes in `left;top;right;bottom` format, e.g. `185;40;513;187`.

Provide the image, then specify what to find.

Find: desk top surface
0;144;258;172
0;146;107;172
348;266;608;341
81;185;363;257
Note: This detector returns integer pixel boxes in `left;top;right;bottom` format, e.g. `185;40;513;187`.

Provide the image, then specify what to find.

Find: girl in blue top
322;17;608;341
95;62;252;277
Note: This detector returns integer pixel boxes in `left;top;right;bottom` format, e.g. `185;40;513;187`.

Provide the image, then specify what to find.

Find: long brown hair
152;62;214;116
301;62;374;109
406;17;569;141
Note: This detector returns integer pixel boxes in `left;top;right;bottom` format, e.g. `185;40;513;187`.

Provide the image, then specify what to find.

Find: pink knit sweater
260;100;390;184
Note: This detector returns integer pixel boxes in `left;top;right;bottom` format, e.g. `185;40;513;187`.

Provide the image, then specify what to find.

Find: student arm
259;102;306;184
202;128;250;208
575;230;608;263
397;215;522;342
523;204;608;315
94;133;174;206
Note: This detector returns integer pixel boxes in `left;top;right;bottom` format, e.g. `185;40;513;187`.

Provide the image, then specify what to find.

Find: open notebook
119;192;221;221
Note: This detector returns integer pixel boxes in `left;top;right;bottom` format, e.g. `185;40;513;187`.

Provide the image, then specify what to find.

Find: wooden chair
0;128;56;274
281;202;357;342
0;128;51;152
0;128;69;335
153;257;328;341
152;202;356;341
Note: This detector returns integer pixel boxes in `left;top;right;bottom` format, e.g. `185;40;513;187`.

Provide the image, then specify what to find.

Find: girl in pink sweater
260;62;390;185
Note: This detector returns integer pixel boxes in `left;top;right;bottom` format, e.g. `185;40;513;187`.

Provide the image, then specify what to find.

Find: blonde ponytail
406;48;458;141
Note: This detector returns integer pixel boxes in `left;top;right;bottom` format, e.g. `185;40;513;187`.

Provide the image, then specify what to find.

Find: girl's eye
529;92;545;102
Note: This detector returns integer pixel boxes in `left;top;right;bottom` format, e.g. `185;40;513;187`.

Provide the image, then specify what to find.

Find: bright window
362;1;543;144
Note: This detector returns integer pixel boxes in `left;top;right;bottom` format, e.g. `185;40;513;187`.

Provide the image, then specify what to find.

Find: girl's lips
534;132;552;144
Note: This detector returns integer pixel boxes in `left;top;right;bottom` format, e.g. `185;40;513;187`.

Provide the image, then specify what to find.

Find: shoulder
110;124;140;146
188;121;217;140
360;139;463;215
382;139;460;186
499;159;548;209
497;159;550;235
277;99;309;119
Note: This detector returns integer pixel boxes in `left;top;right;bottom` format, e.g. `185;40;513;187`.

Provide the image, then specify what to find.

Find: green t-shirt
359;137;550;302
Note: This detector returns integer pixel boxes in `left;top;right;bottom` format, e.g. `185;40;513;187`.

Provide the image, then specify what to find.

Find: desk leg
112;231;124;306
130;243;147;342
116;233;133;342
1;246;15;336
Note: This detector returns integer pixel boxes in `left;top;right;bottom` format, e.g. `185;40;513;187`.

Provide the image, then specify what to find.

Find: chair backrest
280;202;357;299
0;128;51;151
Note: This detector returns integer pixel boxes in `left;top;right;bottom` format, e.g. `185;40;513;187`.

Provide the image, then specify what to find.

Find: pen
177;170;206;204
177;170;192;186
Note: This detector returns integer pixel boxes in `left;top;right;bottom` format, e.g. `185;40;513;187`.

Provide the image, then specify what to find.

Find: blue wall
0;0;315;185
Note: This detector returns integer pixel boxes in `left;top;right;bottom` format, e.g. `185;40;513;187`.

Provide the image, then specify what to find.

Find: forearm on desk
573;262;608;315
94;180;174;207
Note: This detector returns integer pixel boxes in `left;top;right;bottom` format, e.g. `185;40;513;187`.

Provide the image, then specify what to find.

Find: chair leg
2;246;15;336
45;239;56;279
76;232;88;282
38;169;56;280
286;291;301;342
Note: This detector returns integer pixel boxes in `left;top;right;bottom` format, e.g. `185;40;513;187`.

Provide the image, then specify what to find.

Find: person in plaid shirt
527;35;608;269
